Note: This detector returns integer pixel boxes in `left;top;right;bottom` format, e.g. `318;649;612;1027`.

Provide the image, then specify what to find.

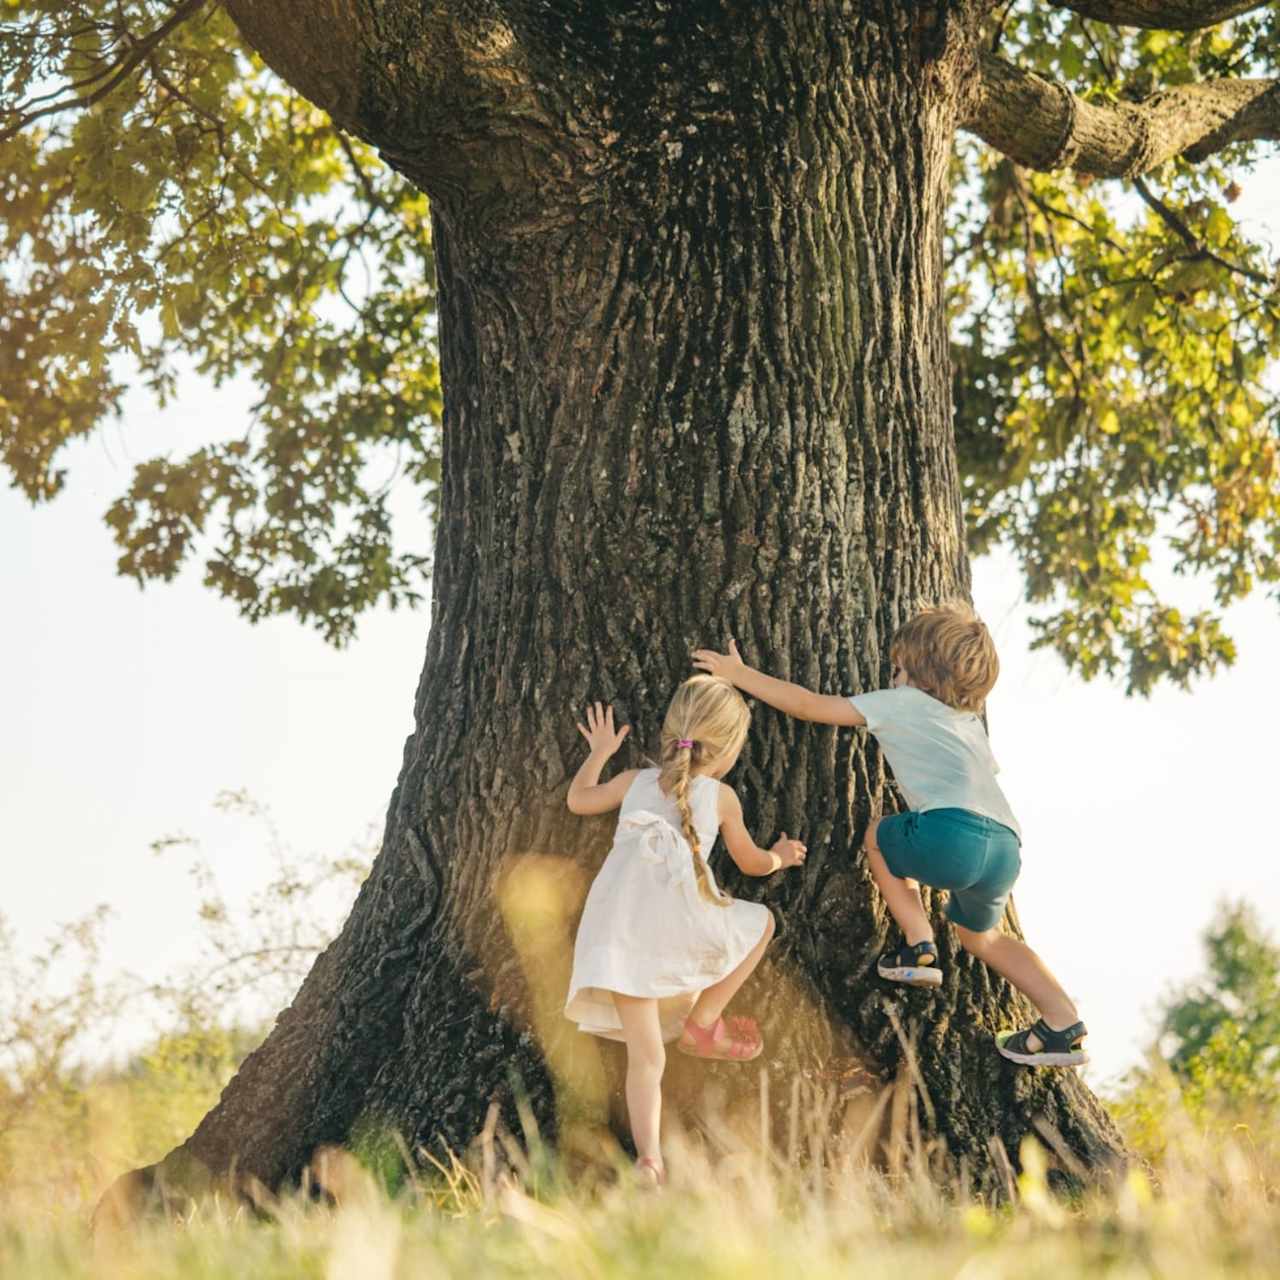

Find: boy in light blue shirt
694;604;1088;1068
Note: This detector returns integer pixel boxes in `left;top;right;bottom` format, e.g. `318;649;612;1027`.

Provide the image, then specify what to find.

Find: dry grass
2;1056;1278;1280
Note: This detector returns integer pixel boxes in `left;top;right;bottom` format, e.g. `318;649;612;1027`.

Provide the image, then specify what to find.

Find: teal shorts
875;808;1022;933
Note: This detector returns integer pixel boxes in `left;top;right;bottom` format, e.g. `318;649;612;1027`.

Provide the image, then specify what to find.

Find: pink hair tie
677;738;694;749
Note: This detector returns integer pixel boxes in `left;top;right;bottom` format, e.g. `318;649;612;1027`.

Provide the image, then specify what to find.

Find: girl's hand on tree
691;639;746;682
772;831;807;869
576;702;631;758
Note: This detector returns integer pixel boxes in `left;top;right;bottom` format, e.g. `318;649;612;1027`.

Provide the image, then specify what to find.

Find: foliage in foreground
3;1088;1280;1280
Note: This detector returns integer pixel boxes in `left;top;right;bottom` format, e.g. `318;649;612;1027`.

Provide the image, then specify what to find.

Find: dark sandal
997;1018;1089;1067
877;939;943;988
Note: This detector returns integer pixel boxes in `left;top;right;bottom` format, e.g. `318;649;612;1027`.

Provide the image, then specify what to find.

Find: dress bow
615;809;699;891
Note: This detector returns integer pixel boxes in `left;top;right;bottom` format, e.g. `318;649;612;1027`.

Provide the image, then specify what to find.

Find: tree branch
0;0;209;145
1131;176;1273;288
1046;1;1269;29
965;52;1279;176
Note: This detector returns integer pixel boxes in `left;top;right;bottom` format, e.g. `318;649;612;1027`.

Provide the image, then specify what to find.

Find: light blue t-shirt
849;686;1021;838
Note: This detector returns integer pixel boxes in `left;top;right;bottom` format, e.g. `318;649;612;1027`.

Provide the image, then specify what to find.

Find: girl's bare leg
864;820;934;946
682;912;775;1051
613;994;665;1167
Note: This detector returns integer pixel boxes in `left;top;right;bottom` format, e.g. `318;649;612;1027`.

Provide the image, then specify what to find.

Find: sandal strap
1032;1019;1087;1051
884;940;938;966
682;1015;758;1058
1007;1019;1087;1056
681;1016;721;1051
1001;1026;1036;1055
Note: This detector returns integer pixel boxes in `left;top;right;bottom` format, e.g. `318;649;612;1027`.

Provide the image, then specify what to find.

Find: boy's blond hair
890;604;998;713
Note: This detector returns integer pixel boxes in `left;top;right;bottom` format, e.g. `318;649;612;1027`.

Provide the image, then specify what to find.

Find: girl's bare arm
717;785;806;876
566;702;638;815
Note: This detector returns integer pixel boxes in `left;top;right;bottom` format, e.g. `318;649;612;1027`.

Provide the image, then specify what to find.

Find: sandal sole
675;1041;764;1062
877;966;943;988
997;1044;1089;1067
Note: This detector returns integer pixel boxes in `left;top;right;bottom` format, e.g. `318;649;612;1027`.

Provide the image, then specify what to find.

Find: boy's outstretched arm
692;641;865;727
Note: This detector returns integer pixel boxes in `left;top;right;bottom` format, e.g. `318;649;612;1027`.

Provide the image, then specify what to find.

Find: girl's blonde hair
657;675;750;907
890;603;999;712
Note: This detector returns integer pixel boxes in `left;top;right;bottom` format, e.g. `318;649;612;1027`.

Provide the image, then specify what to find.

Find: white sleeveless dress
565;768;772;1043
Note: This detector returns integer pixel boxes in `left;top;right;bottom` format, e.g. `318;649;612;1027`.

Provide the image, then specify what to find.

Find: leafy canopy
2;1;1278;684
1;1;439;642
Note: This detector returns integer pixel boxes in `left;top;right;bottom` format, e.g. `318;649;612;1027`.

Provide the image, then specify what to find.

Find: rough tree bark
102;0;1141;1215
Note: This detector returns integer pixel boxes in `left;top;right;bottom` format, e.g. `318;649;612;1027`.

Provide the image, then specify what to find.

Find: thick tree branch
219;1;564;206
1047;0;1270;29
965;52;1279;176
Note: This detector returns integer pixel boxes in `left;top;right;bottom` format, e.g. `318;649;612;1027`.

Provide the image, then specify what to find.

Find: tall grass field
1;1031;1277;1280
3;826;1275;1279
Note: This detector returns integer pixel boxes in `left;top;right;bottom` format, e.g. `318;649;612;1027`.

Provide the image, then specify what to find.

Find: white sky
2;157;1277;1091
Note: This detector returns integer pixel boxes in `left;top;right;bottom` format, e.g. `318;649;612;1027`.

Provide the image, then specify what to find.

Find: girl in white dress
564;675;807;1185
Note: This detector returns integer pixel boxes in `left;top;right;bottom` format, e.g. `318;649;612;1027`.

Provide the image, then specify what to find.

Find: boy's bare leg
954;924;1081;1048
864;820;934;947
613;994;665;1167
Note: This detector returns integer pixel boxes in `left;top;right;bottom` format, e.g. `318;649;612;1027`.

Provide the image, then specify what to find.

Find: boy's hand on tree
773;831;807;869
576;702;631;757
691;639;747;682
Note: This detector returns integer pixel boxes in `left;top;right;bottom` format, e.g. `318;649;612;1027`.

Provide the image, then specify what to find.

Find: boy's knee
956;925;996;957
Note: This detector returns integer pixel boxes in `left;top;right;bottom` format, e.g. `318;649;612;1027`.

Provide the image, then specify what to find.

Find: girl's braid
671;742;727;908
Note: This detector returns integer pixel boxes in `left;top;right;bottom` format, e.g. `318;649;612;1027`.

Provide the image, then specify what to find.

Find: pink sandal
677;1014;763;1061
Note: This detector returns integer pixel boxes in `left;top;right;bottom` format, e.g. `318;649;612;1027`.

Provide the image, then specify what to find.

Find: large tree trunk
103;0;1125;1216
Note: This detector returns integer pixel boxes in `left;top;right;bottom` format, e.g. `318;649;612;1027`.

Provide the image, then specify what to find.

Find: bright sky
3;157;1278;1091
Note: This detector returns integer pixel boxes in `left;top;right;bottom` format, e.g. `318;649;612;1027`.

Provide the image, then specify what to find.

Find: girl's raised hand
576;701;631;758
772;831;807;869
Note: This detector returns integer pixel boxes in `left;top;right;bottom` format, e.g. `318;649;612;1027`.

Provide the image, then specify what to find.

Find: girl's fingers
576;723;589;739
618;724;631;740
